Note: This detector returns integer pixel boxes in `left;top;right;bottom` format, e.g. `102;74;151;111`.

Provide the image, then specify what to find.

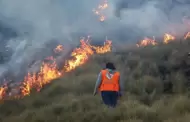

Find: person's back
93;62;123;107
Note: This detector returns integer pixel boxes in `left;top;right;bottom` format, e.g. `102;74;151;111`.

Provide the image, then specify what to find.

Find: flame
64;38;94;72
136;16;190;47
163;33;175;44
91;40;112;53
100;16;105;22
21;59;62;96
136;37;157;47
54;45;64;53
0;87;5;100
184;32;190;39
0;38;112;101
1;14;190;101
136;31;190;47
93;0;108;21
0;84;7;100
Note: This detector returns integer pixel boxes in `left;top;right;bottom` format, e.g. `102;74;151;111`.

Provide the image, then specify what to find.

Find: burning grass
93;0;108;21
0;39;190;122
0;38;112;100
136;32;189;47
1;0;190;121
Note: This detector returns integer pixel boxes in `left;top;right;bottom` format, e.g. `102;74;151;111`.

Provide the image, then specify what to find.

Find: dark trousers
101;91;118;107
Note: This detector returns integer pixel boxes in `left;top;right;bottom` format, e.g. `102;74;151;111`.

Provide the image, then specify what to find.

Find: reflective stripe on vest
99;69;120;91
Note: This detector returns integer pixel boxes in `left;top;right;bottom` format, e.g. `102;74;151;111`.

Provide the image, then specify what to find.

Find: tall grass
1;40;190;122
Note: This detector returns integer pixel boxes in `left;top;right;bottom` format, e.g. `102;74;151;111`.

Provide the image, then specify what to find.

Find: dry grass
1;40;190;122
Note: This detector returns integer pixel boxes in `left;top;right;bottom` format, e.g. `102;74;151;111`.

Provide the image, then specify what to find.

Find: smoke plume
0;0;190;82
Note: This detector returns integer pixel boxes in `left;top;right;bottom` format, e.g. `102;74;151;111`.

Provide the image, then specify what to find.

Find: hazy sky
0;0;190;41
0;0;190;80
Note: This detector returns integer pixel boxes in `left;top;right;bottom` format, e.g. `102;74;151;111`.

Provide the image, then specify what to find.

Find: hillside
1;39;190;122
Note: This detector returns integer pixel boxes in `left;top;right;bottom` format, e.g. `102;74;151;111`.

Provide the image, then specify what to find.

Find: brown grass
1;40;190;122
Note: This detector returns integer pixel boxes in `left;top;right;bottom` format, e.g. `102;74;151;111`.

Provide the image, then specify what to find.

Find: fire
91;40;112;53
54;45;64;53
100;16;105;22
184;32;190;39
163;33;175;44
136;37;157;47
0;38;112;101
0;87;5;100
93;0;108;21
136;32;190;47
136;16;190;47
64;39;94;72
21;59;62;96
0;84;7;100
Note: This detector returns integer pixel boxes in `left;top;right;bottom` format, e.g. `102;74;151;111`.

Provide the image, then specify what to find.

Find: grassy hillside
1;40;190;122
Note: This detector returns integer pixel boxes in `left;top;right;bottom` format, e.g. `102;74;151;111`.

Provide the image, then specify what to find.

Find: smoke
0;0;102;81
114;0;190;36
0;0;190;81
0;0;99;40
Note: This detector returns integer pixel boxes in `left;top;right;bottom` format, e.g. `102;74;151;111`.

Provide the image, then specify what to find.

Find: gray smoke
114;0;190;37
0;0;190;82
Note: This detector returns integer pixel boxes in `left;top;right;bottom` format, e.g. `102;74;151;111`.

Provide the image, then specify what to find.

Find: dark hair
106;62;116;70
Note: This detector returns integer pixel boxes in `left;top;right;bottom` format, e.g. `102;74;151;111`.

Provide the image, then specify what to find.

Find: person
93;62;123;108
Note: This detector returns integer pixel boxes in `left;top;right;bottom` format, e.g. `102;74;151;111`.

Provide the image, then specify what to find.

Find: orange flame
64;38;94;72
0;84;7;100
0;87;5;100
136;31;190;47
54;45;64;53
136;16;190;47
91;40;112;53
21;59;62;96
184;32;190;39
136;37;157;47
93;0;108;21
163;33;175;44
100;16;106;22
0;38;112;101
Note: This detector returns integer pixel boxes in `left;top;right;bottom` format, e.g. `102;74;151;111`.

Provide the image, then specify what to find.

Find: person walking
93;62;123;107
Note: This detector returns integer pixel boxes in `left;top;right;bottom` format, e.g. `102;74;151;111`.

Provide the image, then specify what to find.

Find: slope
1;39;190;122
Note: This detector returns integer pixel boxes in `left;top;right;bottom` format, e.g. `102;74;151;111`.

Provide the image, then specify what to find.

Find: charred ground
1;39;190;122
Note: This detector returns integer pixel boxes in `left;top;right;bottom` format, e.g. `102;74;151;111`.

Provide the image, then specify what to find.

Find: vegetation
1;39;190;122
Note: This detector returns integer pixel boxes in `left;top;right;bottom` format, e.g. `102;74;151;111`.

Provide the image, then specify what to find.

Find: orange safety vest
99;69;120;91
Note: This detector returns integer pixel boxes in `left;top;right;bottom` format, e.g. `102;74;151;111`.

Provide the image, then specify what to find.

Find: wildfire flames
0;38;112;101
54;45;64;53
64;38;111;72
136;16;190;47
184;32;190;40
0;87;5;100
0;1;190;102
137;32;190;47
136;37;157;47
163;33;175;44
93;0;108;21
